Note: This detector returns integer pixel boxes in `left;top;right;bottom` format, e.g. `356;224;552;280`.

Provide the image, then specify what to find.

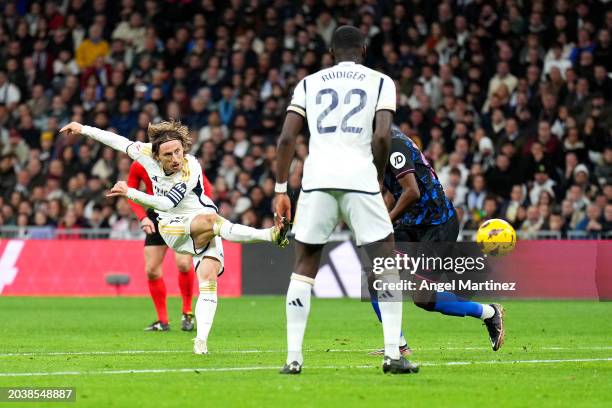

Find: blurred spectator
543;210;567;238
521;206;544;238
603;204;612;233
76;24;109;69
576;204;604;237
0;70;21;108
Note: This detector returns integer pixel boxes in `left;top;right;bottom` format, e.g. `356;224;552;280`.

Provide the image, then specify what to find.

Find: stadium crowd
0;0;611;239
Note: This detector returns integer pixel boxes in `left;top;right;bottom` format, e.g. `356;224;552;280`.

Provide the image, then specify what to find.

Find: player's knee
146;265;162;280
176;260;191;273
414;300;436;311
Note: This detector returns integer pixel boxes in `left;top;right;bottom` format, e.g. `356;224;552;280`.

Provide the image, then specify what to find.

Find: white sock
480;304;495;320
377;271;402;360
195;281;218;341
399;334;407;348
213;218;272;243
286;273;314;365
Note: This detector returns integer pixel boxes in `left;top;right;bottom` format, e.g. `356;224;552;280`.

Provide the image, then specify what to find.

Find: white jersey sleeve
82;125;132;154
375;75;397;113
81;125;156;166
287;78;307;117
126;188;175;211
125;141;154;162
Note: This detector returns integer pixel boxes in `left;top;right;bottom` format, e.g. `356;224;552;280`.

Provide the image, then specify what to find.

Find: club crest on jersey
390;152;406;169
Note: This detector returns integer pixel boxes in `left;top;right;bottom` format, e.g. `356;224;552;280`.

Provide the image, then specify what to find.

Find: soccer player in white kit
274;26;419;374
60;120;290;355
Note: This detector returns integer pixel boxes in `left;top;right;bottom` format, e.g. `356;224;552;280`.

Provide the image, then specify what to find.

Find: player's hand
107;181;129;197
274;193;292;227
140;217;156;235
59;121;84;139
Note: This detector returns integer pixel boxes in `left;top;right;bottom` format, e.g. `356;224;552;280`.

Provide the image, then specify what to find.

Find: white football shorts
291;189;393;246
157;210;224;273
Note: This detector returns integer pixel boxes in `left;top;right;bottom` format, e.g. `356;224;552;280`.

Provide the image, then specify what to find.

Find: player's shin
212;217;272;243
376;269;403;360
195;280;217;342
431;291;495;319
148;277;168;324
285;273;314;365
371;297;408;347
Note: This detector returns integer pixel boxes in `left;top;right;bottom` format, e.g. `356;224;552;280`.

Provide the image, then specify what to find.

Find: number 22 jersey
287;61;396;194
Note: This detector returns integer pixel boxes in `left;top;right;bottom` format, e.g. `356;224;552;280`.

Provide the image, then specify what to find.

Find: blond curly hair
147;120;191;156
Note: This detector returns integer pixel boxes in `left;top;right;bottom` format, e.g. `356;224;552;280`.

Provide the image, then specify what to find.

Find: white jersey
126;141;217;219
287;61;396;193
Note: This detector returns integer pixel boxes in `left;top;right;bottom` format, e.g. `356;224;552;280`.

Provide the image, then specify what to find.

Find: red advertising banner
0;239;610;298
490;240;611;299
0;239;242;297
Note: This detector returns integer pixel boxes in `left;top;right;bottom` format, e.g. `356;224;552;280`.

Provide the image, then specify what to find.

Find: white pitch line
2;346;612;358
422;357;612;367
0;357;611;377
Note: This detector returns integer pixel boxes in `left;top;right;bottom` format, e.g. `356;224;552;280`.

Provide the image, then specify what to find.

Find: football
476;218;517;256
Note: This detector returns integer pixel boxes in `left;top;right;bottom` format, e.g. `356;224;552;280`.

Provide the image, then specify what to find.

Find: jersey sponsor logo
390;152;406;169
154;184;170;196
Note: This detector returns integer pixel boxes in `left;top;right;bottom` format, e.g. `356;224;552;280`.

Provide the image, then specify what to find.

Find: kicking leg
193;257;222;354
190;214;290;248
413;289;505;351
175;253;195;331
280;242;323;374
144;245;169;331
413;289;493;318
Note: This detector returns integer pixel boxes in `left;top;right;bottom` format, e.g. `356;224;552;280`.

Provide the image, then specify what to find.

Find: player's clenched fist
107;181;129;197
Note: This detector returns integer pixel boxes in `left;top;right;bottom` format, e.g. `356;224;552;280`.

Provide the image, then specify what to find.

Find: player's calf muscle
294;243;323;279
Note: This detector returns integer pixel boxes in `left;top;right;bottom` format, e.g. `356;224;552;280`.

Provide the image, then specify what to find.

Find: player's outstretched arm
107;181;178;212
274;111;303;223
60;122;134;157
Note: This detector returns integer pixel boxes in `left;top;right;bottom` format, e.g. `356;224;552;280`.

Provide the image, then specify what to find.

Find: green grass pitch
0;296;610;407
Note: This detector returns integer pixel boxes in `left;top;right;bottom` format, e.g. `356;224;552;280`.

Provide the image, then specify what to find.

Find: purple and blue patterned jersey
384;126;455;226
